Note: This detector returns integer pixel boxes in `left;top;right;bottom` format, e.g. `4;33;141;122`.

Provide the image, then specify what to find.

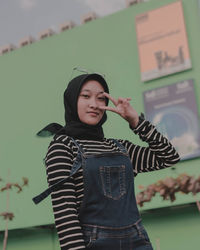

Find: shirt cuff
129;113;146;134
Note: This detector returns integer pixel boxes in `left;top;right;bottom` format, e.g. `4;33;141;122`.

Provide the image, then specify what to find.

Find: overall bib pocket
99;165;126;200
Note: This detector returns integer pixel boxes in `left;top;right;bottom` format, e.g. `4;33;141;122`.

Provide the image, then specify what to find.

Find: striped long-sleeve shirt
45;118;180;250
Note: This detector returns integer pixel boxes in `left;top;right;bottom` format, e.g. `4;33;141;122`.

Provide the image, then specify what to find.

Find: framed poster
143;79;200;160
135;1;192;81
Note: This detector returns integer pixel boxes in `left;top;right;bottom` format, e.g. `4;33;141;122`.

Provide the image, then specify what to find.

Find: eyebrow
80;89;104;94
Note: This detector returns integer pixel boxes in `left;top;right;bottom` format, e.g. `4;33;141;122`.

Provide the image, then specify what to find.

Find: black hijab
37;73;109;140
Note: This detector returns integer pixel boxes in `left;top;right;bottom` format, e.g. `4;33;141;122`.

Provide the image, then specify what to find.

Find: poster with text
143;79;200;160
135;1;192;82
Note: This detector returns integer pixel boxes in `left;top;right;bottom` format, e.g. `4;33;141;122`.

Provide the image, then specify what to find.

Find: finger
117;98;129;107
118;97;131;103
99;105;119;114
103;92;118;106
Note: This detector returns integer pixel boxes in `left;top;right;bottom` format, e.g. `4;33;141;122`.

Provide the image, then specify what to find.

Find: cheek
99;109;105;118
77;98;84;117
100;101;106;114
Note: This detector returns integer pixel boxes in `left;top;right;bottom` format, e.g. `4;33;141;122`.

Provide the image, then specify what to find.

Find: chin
85;121;99;126
81;118;100;126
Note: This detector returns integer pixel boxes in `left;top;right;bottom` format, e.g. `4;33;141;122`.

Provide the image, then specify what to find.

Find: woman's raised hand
99;92;139;128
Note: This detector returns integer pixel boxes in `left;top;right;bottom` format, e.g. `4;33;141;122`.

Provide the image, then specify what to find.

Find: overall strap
71;137;85;154
112;139;127;154
32;138;84;205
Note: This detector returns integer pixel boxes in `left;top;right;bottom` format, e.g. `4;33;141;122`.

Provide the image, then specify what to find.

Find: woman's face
77;80;106;125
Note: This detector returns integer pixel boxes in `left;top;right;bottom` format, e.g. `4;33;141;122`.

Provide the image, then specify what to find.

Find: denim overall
73;139;153;250
32;139;153;250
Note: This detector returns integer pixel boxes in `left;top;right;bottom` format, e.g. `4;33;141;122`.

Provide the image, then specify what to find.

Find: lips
87;111;99;116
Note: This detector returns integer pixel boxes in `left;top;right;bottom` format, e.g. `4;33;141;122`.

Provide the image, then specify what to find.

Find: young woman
33;73;180;250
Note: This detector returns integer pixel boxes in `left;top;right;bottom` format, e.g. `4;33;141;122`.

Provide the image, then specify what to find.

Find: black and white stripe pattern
45;119;180;250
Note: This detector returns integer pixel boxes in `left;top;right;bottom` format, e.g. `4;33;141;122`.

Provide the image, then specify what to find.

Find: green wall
0;226;59;250
0;0;200;243
142;204;200;250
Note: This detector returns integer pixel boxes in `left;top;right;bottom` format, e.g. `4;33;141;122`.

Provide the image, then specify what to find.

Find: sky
0;0;127;48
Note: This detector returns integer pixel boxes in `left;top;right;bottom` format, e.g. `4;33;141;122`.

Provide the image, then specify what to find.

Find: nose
89;97;98;109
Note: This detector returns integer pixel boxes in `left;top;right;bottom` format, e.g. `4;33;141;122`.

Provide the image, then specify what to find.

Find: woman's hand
99;92;139;128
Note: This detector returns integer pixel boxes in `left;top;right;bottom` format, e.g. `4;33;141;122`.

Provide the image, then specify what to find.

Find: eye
80;94;90;99
98;96;106;102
